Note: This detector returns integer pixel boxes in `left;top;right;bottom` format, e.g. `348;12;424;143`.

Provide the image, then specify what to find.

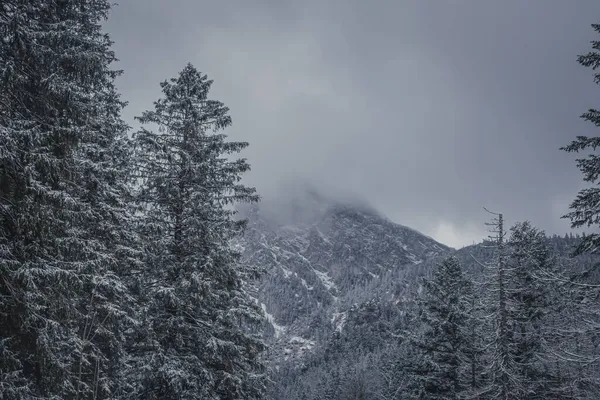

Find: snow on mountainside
238;192;451;363
240;194;594;399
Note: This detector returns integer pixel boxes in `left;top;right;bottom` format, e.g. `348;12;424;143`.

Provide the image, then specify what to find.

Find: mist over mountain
237;189;447;397
237;189;595;399
7;3;600;399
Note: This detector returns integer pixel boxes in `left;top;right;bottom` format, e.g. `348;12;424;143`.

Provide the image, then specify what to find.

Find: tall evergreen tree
479;219;578;399
129;63;265;399
561;21;600;398
478;212;517;400
407;256;475;399
506;222;568;398
0;1;137;398
465;278;486;395
562;23;600;257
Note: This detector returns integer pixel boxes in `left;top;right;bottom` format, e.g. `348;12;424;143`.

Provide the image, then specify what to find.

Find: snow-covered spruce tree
478;218;576;399
505;222;571;398
0;1;138;399
129;63;265;399
375;339;427;400
561;22;600;397
465;278;486;396
562;23;600;257
407;256;476;399
478;212;517;400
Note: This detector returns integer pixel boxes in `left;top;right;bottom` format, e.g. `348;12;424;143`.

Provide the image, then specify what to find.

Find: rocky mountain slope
237;191;592;399
238;191;450;366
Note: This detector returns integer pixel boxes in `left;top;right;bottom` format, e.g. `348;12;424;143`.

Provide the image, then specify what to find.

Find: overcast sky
104;1;600;248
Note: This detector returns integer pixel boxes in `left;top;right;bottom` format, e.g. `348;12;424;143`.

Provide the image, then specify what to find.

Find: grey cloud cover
104;0;600;247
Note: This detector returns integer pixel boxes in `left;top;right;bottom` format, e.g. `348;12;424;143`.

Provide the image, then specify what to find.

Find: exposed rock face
237;192;589;399
239;193;450;363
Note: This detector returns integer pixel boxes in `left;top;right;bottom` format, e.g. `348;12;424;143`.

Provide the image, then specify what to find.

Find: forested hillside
3;2;600;400
240;196;600;399
0;2;265;399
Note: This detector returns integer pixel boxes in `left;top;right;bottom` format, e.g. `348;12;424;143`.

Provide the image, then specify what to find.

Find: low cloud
105;0;600;247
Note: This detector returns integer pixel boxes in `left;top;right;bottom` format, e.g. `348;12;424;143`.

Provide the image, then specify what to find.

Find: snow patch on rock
314;269;336;291
261;303;286;339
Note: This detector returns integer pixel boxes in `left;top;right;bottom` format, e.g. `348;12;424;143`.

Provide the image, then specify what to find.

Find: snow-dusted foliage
406;257;476;399
128;64;266;399
505;222;569;397
236;195;453;399
464;220;586;399
256;197;600;399
0;4;265;399
5;4;600;400
559;22;600;397
562;23;600;257
0;1;137;398
473;219;539;398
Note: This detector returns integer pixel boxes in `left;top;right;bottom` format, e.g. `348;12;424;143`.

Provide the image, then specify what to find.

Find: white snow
261;303;286;339
315;227;332;244
231;241;246;254
331;312;347;333
282;336;316;361
300;277;314;291
314;269;336;291
297;253;311;264
279;265;292;278
407;252;421;264
289;336;315;350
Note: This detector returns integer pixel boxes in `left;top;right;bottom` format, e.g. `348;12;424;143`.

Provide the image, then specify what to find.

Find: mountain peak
242;185;380;228
240;191;450;362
